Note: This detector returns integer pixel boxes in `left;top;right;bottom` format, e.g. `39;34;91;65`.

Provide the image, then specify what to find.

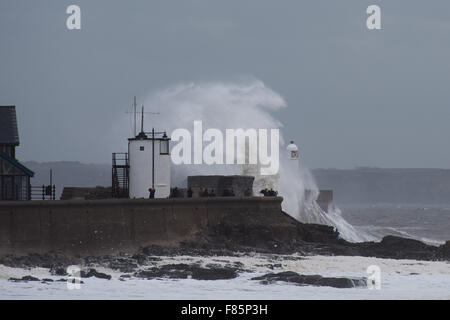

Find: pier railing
30;185;56;200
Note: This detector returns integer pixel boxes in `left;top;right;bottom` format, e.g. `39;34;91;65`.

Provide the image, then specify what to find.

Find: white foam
1;254;449;300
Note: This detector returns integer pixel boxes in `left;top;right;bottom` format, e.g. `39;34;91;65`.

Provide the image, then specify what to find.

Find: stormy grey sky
1;0;450;169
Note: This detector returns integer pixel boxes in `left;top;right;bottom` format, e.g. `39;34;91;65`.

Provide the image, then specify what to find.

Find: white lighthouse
279;140;303;218
286;140;299;162
127;105;171;199
284;140;300;188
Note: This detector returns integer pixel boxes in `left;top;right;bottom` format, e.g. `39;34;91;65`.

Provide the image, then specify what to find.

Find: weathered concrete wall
188;175;254;197
60;187;112;200
0;197;282;256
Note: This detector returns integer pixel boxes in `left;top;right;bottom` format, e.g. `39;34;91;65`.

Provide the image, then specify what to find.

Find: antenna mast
126;97;160;136
141;105;144;133
133;96;137;136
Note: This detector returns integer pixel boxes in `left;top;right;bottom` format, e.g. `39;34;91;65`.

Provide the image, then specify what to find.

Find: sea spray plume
143;80;369;242
144;80;286;186
298;166;375;242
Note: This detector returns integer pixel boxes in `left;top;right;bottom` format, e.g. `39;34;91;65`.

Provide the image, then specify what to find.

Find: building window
160;140;169;155
140;146;144;151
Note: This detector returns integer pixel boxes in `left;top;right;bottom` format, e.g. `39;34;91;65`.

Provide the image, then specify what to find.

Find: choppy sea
1;204;449;300
340;204;450;245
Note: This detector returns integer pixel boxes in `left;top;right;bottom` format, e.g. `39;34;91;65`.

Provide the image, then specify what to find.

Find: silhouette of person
334;228;340;239
148;188;155;199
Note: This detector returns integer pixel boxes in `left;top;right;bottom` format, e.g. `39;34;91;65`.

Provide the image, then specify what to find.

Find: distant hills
312;167;450;205
24;161;450;204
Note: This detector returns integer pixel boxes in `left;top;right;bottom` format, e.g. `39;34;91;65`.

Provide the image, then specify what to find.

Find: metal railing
30;185;56;200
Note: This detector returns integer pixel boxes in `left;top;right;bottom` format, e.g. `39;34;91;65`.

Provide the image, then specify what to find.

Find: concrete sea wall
0;197;282;256
188;175;255;197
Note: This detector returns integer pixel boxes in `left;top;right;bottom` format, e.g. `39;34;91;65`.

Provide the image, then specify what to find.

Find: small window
140;146;144;151
160;140;169;155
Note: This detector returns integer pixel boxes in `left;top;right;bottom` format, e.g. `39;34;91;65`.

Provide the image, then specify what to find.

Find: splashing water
302;190;375;242
140;79;370;242
280;143;374;242
143;80;284;187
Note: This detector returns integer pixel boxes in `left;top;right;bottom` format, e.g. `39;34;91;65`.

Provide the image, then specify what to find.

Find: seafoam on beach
1;254;449;300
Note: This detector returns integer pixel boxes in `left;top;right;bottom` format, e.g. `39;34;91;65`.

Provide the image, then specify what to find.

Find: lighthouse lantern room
286;140;299;160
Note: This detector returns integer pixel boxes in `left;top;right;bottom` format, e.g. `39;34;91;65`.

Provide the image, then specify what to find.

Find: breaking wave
141;79;374;242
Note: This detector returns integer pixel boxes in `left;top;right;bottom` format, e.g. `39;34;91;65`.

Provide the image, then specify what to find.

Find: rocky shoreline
252;272;367;289
1;211;448;288
1;211;449;268
176;211;450;261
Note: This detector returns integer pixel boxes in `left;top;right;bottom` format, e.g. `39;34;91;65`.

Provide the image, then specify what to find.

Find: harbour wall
0;197;282;256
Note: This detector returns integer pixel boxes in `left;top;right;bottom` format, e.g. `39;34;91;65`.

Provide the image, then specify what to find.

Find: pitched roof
0;106;19;145
0;151;34;177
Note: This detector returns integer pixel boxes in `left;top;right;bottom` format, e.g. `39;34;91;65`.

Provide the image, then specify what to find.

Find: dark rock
134;263;238;280
84;255;109;265
119;274;132;281
50;266;68;276
136;264;190;279
131;253;149;264
354;236;442;260
252;271;366;288
81;268;111;280
9;275;40;282
191;267;237;280
147;256;163;262
0;253;75;269
108;258;138;273
175;210;347;256
142;245;181;256
171;211;448;261
380;236;430;251
439;241;450;259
